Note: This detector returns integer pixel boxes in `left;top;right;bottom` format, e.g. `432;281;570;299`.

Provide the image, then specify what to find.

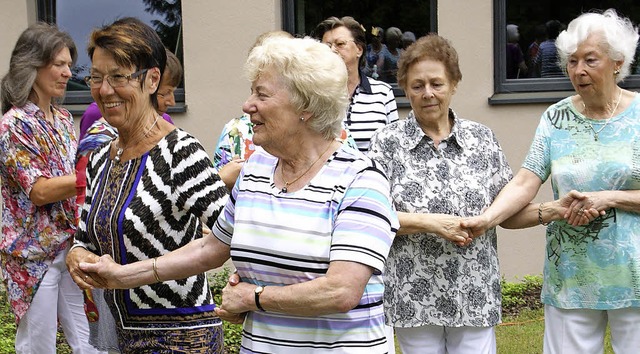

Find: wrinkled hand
78;254;124;289
214;272;247;324
561;190;604;226
218;159;244;190
432;214;472;247
66;247;106;289
460;214;491;239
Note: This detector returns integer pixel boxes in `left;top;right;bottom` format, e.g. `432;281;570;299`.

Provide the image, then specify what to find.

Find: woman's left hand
563;190;607;226
214;272;248;323
78;254;124;289
66;247;106;289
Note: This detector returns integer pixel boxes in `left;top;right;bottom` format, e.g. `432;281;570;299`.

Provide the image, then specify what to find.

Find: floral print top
368;109;512;327
0;101;77;323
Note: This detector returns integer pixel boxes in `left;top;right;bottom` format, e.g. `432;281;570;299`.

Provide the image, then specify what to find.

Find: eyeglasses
84;68;148;89
323;39;355;50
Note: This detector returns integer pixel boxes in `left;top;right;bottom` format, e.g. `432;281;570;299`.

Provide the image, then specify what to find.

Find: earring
614;68;620;75
300;117;305;121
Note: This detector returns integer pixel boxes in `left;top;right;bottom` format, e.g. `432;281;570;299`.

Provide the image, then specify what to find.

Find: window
37;0;184;109
282;0;437;98
492;0;640;104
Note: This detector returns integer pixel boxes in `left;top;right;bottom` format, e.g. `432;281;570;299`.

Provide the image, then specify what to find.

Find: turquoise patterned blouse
523;94;640;310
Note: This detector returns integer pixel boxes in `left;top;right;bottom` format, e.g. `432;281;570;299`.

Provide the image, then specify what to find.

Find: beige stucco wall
0;0;554;280
438;1;552;280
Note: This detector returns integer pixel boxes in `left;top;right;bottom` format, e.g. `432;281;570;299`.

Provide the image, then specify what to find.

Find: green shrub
501;274;543;315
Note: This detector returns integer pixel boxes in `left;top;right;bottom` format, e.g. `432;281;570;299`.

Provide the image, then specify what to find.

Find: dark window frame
35;0;185;112
491;0;640;105
281;0;438;101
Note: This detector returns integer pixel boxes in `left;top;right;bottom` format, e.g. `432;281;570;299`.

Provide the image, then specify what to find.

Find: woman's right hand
431;214;472;246
78;254;123;289
66;247;104;289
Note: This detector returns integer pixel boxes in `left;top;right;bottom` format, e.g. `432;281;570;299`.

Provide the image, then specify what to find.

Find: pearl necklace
114;115;161;163
583;88;622;142
279;141;333;193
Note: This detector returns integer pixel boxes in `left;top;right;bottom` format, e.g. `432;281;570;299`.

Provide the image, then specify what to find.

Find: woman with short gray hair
78;36;398;353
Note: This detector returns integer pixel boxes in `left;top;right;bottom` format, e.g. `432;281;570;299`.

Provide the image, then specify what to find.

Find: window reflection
285;0;435;86
41;0;183;91
505;1;640;81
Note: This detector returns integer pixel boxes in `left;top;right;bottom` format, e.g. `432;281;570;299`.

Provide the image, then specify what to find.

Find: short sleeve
330;164;398;274
522;115;552;183
0;117;50;196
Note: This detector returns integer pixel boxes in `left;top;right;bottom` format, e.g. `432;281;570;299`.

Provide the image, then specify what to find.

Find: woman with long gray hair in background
0;22;97;353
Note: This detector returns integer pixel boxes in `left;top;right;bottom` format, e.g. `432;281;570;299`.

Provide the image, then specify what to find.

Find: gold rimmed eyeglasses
323;39;355;50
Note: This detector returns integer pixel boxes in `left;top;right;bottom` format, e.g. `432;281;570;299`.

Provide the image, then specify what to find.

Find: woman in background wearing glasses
65;17;228;353
0;22;99;353
313;16;399;153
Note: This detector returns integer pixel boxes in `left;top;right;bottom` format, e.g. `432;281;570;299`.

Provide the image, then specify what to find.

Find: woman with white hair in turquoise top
464;9;640;353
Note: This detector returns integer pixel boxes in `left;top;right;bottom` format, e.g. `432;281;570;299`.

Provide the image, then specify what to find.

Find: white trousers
544;304;640;354
395;325;496;354
15;248;100;354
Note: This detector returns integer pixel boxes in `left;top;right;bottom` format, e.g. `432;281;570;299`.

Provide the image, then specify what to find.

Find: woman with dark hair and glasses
65;17;228;353
313;16;399;153
0;22;99;353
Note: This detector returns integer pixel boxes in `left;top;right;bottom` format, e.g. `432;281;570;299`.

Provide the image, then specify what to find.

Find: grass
0;273;615;353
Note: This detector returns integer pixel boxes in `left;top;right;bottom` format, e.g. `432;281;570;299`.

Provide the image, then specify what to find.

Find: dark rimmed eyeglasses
84;68;148;89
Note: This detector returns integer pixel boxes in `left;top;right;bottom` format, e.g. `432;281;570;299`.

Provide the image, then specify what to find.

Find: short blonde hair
245;37;348;139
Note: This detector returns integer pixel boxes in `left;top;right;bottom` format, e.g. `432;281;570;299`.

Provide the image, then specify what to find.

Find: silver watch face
255;286;264;294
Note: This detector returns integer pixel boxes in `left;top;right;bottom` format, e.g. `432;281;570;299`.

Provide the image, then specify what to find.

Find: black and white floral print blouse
368;109;513;327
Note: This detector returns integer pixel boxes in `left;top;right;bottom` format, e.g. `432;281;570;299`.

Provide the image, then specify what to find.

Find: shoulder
0;104;35;135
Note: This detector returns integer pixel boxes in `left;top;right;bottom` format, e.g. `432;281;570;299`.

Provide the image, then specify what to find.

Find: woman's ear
147;67;162;93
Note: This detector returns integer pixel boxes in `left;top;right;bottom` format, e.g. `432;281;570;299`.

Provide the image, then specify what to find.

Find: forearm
501;201;563;229
484;169;542;229
118;234;230;288
252;261;372;317
397;212;437;235
30;175;76;206
601;190;640;212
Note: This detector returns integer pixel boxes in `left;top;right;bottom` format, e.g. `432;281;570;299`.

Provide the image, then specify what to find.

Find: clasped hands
461;190;605;239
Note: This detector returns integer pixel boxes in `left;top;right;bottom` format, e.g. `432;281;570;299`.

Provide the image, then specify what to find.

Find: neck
418;113;452;143
583;87;621;119
30;93;53;121
118;113;161;149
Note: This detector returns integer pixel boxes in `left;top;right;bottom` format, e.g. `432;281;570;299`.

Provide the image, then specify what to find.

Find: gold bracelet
538;202;550;226
152;257;162;283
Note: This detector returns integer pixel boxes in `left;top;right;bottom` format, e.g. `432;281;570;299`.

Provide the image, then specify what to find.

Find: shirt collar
400;108;466;151
357;69;372;94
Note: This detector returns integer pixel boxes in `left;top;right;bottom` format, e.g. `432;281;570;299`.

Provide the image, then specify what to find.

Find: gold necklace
114;115;161;163
279;141;334;193
583;88;622;141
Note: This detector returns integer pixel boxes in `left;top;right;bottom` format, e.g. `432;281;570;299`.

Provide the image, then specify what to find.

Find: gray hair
506;24;519;43
556;9;639;82
244;36;348;140
1;22;77;114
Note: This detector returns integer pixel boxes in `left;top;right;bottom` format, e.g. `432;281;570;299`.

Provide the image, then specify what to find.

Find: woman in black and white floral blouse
368;34;513;354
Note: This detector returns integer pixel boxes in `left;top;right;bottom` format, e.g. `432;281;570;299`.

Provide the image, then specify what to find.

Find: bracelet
152;257;162;283
538;202;550;226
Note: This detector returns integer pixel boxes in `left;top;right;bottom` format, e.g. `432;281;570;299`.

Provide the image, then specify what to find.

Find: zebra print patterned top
74;128;229;331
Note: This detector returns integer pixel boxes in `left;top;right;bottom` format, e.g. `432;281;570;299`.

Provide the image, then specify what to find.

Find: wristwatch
254;285;266;311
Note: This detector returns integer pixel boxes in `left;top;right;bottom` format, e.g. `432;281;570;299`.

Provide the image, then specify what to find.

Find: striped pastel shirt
347;73;399;152
213;144;398;353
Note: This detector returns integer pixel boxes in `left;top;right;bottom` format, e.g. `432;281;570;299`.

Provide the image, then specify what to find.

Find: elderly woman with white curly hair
78;35;398;354
464;9;640;353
